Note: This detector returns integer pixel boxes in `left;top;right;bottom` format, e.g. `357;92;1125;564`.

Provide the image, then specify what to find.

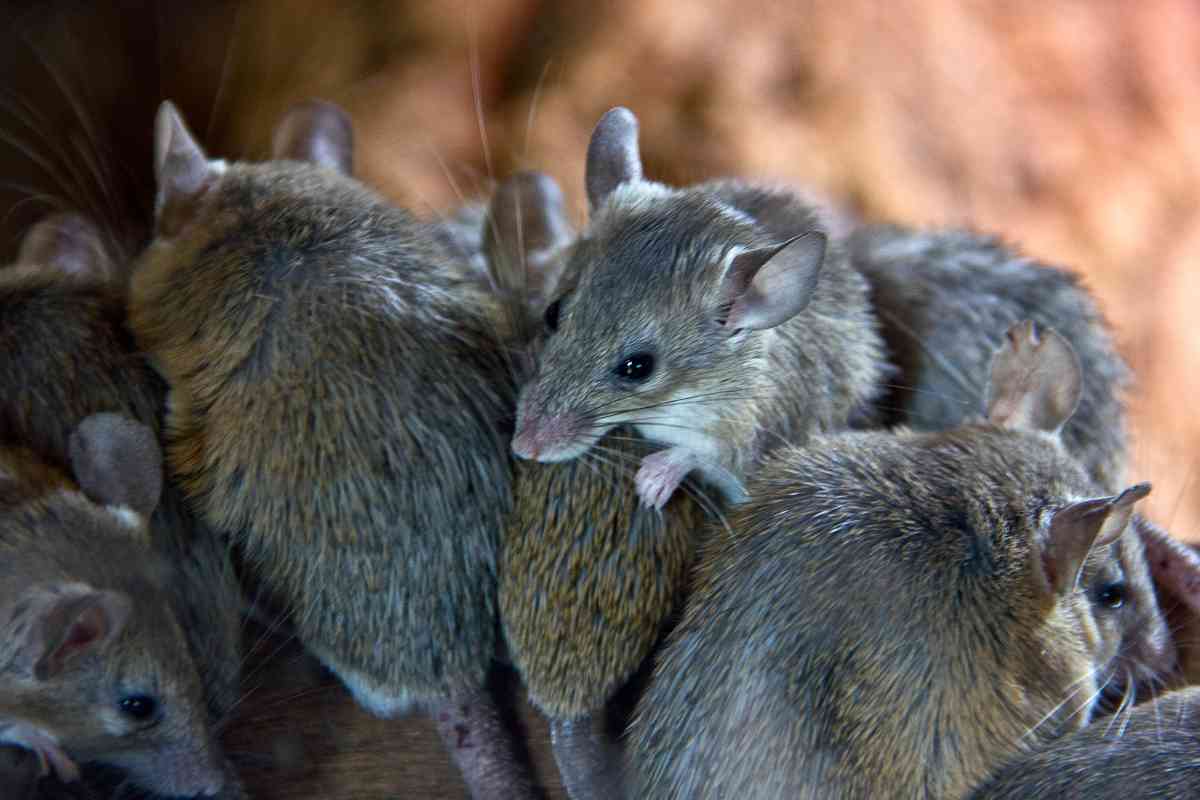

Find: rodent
845;224;1183;707
627;320;1153;800
966;685;1200;799
0;212;245;797
509;106;888;509
0;414;227;797
477;170;709;800
127;99;536;797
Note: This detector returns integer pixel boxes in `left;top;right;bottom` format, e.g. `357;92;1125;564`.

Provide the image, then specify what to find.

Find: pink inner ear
1141;519;1200;613
36;604;109;680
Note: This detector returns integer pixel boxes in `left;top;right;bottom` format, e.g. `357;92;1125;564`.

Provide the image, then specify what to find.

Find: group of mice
3;96;1200;800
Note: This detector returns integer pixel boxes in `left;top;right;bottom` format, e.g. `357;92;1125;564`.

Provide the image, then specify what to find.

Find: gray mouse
627;321;1162;799
482;171;710;800
126;99;535;798
0;212;245;797
967;685;1200;799
0;414;227;797
510;106;888;509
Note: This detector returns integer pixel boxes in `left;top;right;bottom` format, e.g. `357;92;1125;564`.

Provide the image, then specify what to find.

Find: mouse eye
544;299;561;332
614;352;655;382
119;694;159;722
1094;582;1126;610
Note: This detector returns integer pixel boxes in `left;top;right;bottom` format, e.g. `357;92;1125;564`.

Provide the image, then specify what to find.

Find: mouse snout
511;406;587;463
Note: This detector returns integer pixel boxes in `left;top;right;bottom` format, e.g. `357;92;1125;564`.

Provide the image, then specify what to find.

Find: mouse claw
0;723;79;783
636;448;694;510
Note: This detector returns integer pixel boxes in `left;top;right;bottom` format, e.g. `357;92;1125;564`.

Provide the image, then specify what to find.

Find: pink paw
636;450;692;510
0;723;79;783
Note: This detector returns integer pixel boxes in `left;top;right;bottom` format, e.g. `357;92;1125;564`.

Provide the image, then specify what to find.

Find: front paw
636;449;693;510
0;723;79;783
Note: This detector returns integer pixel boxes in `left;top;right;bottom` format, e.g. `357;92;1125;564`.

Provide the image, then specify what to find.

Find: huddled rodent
627;321;1154;799
510;106;887;509
0;213;245;797
967;686;1200;799
127;99;536;797
0;414;228;797
476;170;709;800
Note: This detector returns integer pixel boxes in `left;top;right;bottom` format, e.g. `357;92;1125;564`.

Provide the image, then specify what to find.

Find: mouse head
481;170;576;350
9;213;117;285
512;107;828;462
979;321;1154;727
0;414;225;796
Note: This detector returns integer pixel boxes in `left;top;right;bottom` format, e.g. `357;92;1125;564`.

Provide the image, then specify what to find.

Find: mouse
843;223;1189;707
126;98;536;798
966;685;1200;799
0;212;247;797
626;320;1157;800
475;169;710;800
509;105;888;510
0;413;227;797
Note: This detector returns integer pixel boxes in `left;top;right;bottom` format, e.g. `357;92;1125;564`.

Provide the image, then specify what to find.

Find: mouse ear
16;213;116;283
154;101;217;238
271;98;354;175
585;107;642;213
1040;483;1151;596
1134;516;1200;681
10;583;131;681
68;413;163;523
719;232;826;332
985;320;1082;434
483;170;575;308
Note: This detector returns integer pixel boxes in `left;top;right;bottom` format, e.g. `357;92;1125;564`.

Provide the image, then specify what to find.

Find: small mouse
0;212;246;796
0;413;226;797
627;321;1159;800
510;106;888;509
966;685;1200;799
844;224;1188;707
127;99;535;798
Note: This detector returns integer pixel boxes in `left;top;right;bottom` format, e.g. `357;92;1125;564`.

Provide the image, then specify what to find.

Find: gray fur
968;687;1200;799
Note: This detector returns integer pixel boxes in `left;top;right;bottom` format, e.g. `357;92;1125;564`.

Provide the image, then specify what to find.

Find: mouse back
627;321;1152;800
130;100;515;707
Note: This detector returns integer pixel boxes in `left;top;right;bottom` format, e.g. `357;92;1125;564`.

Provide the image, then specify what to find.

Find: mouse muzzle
511;399;600;463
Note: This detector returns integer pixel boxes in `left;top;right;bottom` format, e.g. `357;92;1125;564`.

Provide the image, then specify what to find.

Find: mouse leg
430;690;538;800
0;721;79;783
635;447;699;510
550;714;626;800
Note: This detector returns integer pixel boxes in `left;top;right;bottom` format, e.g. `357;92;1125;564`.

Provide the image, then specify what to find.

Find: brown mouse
845;223;1185;706
0;414;227;797
967;685;1200;799
627;321;1158;799
510;106;888;509
127;99;535;798
0;212;246;797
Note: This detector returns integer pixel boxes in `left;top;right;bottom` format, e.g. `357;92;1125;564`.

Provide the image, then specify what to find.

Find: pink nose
511;425;541;460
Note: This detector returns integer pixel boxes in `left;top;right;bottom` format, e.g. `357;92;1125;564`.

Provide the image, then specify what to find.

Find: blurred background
1;0;1197;540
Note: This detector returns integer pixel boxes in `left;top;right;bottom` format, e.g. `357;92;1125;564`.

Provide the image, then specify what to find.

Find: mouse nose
511;425;542;460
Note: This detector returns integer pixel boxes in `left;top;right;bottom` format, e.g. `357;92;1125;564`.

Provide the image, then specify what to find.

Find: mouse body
127;100;535;798
0;415;227;798
967;685;1200;799
0;214;245;797
627;321;1155;800
510;107;887;510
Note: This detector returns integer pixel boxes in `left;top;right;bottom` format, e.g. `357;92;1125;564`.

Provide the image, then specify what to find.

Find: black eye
1095;582;1126;610
544;299;561;331
119;694;158;721
614;352;655;382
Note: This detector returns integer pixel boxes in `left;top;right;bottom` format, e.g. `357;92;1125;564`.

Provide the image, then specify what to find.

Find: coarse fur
627;322;1151;800
967;686;1200;799
512;108;887;508
127;100;525;797
0;425;226;798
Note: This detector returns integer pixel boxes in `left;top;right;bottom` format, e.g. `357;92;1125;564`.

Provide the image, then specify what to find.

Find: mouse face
513;185;765;462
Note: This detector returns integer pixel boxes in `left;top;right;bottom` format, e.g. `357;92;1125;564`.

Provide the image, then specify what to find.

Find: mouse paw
0;723;79;783
636;448;696;510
